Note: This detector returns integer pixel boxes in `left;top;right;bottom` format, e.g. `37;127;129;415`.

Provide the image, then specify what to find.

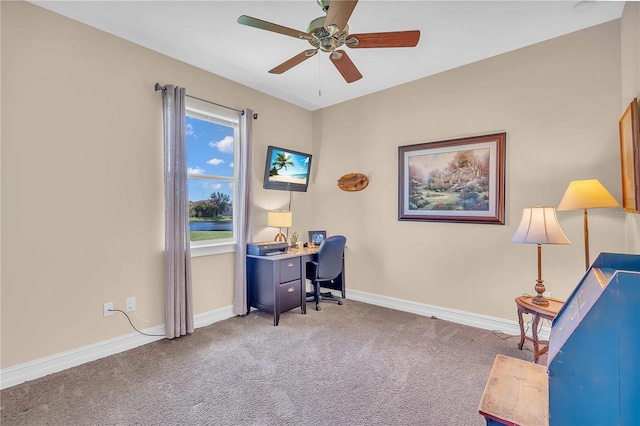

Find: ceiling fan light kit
237;0;420;84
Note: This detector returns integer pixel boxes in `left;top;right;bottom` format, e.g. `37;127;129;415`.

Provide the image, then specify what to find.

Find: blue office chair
306;235;346;311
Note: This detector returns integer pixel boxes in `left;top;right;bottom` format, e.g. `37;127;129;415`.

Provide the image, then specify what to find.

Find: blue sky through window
186;116;234;203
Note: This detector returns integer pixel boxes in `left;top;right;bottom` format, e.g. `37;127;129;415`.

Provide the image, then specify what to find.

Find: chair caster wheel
338;300;343;305
315;304;321;311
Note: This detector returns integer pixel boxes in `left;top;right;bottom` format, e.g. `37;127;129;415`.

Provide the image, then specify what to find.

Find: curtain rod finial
154;83;164;92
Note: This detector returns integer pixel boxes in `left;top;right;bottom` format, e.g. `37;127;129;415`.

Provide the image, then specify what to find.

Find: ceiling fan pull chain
318;55;322;97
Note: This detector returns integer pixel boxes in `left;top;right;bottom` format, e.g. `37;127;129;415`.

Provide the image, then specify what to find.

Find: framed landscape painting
398;133;506;224
619;98;640;213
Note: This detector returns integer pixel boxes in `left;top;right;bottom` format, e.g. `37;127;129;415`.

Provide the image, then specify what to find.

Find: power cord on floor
109;309;165;337
491;330;517;340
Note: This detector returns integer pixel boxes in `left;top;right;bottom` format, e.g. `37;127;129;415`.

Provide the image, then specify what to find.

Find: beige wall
621;1;640;253
0;0;3;371
311;19;626;319
1;1;636;371
0;1;312;368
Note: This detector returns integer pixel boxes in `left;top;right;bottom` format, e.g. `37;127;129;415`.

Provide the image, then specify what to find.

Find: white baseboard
194;305;236;329
1;294;547;390
0;305;235;390
345;289;551;340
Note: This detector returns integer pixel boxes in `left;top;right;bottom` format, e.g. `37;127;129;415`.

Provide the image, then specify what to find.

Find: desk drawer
279;259;300;283
279;280;301;313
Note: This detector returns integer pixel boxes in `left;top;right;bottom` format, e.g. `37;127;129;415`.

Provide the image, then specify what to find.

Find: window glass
186;102;239;253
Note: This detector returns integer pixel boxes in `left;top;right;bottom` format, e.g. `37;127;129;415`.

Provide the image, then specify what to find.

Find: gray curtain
162;85;194;338
233;109;255;315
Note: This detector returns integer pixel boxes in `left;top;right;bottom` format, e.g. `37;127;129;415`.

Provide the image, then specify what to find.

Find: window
185;100;240;256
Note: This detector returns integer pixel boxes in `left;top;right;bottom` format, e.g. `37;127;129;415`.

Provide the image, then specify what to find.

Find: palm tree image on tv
269;152;294;176
268;150;309;185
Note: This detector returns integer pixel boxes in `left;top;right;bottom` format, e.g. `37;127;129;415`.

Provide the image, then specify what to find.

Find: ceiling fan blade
347;30;421;48
324;0;358;33
238;15;310;40
330;50;362;83
269;49;318;74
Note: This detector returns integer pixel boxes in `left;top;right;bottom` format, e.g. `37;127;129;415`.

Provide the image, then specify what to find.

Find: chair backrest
316;235;346;281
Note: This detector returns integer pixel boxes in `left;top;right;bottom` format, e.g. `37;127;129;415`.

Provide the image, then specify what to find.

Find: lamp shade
511;206;571;245
267;211;292;228
557;179;620;211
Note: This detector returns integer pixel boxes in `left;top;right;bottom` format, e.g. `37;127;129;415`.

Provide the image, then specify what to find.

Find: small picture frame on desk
308;230;326;245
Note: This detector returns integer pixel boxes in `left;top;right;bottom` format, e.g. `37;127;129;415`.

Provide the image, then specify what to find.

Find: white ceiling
29;1;625;111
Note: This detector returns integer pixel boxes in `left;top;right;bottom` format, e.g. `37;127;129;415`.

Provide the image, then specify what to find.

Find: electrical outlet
103;302;114;317
125;297;136;312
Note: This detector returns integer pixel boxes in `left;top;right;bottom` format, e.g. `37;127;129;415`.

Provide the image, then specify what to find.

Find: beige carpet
1;300;531;425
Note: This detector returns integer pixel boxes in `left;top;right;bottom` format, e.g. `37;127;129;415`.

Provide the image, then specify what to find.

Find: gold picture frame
619;98;640;213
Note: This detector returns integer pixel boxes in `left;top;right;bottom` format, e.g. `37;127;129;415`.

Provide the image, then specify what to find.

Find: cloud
186;123;194;136
207;158;224;166
188;167;205;175
209;135;234;153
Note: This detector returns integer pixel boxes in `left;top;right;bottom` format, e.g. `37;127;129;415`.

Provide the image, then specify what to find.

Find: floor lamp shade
267;211;292;242
511;206;571;306
557;179;620;270
557;179;620;211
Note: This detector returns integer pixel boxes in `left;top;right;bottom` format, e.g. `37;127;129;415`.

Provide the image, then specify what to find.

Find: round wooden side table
515;295;564;364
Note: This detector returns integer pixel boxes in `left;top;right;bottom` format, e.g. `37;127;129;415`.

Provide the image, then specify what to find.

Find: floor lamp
557;179;620;270
267;210;292;243
511;206;571;306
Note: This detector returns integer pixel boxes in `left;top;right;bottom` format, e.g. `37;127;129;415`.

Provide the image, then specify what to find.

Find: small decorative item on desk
290;231;299;247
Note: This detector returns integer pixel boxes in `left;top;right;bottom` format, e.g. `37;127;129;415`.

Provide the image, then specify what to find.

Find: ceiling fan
237;0;420;83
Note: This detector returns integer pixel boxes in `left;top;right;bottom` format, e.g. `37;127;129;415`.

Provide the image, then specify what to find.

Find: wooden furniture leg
517;306;526;350
531;313;542;363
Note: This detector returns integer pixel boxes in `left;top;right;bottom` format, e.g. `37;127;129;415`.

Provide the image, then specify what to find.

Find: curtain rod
155;83;257;118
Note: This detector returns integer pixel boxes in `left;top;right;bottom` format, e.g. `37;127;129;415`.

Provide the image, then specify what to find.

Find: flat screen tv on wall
263;145;312;192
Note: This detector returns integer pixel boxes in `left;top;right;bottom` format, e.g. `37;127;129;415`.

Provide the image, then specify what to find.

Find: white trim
194;305;235;328
0;326;163;390
344;289;551;340
186;97;240;256
0;306;236;390
190;242;235;257
185;103;240;126
0;293;548;390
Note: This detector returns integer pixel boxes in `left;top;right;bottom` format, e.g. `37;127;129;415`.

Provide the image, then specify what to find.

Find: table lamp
557;179;620;270
267;211;292;242
511;206;571;306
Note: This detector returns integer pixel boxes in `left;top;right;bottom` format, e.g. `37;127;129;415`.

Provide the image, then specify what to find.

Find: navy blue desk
246;247;345;326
